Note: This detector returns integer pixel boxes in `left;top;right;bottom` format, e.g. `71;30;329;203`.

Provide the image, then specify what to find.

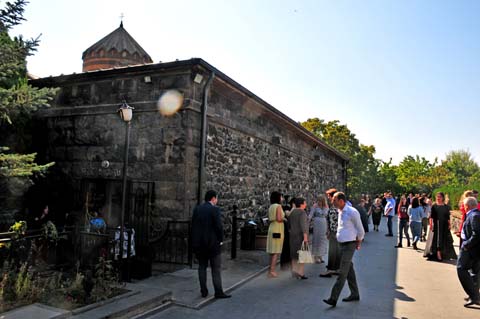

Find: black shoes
291;272;307;279
385;234;393;237
215;293;231;299
323;295;360;307
395;241;410;247
464;299;480;307
342;295;360;302
323;298;337;307
319;272;332;278
201;291;208;298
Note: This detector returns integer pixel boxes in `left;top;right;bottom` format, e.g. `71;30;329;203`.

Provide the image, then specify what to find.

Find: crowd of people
264;188;480;308
363;191;457;261
265;188;365;307
191;188;480;308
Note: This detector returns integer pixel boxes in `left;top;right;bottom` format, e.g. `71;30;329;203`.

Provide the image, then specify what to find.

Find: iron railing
150;220;192;266
0;226;134;270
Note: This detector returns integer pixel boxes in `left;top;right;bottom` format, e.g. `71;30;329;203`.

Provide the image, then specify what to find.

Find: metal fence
0;226;133;270
77;230;112;267
150;220;192;266
1;218;191;275
0;228;70;267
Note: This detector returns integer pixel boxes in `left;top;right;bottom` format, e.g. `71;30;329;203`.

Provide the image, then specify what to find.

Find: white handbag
298;241;313;264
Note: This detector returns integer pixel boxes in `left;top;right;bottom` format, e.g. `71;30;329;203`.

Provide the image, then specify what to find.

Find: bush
90;257;120;302
0;261;43;310
0;220;123;312
0;257;124;312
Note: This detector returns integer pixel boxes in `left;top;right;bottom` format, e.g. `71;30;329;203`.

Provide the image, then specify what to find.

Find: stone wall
204;78;346;218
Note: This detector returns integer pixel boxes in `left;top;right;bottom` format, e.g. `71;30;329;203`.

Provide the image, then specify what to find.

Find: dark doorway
76;178;155;278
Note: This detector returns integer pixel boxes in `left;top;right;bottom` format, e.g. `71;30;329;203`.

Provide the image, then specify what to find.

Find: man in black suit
457;196;480;307
191;190;231;299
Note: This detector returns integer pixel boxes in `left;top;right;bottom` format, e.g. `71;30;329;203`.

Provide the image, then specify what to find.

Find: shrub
0;221;123;312
0;261;42;310
42;221;58;242
0;261;17;303
90;257;121;302
9;220;27;238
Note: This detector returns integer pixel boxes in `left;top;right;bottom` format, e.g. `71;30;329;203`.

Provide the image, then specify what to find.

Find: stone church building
30;23;347;255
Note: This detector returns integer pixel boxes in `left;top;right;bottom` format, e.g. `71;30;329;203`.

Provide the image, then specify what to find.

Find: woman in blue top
408;197;425;250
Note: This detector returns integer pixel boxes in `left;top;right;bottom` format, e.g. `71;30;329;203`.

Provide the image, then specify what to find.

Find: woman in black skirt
280;197;295;269
424;192;457;261
369;198;384;231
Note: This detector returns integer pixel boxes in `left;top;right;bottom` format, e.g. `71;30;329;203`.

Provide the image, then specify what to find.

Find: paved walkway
143;216;479;319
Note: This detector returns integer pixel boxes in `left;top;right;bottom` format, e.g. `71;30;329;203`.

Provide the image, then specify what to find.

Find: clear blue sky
11;0;480;164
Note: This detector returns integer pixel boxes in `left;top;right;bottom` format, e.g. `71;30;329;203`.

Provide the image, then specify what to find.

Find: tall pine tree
0;0;56;179
0;0;57;220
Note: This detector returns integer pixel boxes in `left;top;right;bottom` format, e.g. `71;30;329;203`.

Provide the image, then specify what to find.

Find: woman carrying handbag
289;197;310;279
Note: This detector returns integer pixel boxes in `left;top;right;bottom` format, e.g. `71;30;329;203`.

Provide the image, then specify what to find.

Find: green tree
301;118;379;199
350;144;380;196
395;155;436;193
0;0;57;218
440;150;479;187
377;159;402;195
302;118;360;155
425;165;449;191
469;170;480;185
0;0;56;179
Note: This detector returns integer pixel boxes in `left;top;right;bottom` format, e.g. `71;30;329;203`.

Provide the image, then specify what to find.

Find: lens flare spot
157;90;183;116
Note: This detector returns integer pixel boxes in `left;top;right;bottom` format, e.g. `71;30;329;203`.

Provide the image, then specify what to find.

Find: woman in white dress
308;195;329;263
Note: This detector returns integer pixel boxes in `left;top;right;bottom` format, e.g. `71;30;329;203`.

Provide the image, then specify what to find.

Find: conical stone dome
82;22;153;72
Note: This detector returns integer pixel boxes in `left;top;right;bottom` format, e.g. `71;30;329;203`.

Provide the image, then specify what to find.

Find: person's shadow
394;285;415;302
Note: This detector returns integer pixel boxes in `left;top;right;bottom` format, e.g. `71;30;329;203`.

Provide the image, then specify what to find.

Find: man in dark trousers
191;190;231;299
323;192;365;308
457;196;480;307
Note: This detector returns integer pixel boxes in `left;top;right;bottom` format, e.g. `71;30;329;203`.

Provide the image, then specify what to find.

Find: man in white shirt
384;192;396;237
324;192;365;307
